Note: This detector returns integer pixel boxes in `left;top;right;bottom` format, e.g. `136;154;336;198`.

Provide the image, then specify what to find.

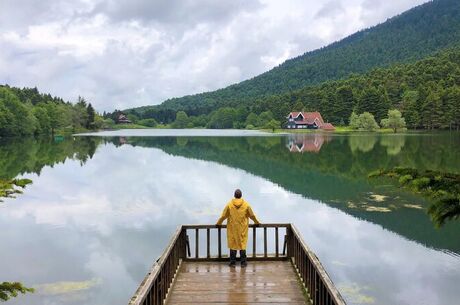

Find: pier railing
128;223;346;305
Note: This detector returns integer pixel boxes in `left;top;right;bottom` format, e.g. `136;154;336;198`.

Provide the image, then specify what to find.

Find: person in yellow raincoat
216;189;260;267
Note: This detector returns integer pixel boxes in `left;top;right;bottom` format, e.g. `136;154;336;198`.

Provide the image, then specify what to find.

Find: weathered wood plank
166;261;307;305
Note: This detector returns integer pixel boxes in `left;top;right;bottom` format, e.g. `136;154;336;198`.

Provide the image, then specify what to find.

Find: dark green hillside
124;48;460;130
127;0;460;122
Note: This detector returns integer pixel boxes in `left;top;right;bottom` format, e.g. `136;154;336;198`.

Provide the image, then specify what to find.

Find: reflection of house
286;134;331;153
286;112;335;130
117;114;132;124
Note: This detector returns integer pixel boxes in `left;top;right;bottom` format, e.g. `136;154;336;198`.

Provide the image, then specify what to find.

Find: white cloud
0;0;429;111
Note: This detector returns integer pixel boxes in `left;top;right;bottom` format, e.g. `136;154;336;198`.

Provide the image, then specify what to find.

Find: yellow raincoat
216;198;260;250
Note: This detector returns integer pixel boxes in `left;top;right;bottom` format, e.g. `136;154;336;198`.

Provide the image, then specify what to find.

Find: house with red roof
286;111;335;130
117;114;132;124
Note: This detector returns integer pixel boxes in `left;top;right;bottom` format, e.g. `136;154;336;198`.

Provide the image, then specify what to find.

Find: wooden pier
129;224;346;305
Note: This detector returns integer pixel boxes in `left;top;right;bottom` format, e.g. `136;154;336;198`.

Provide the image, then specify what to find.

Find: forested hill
128;0;460;121
0;85;100;137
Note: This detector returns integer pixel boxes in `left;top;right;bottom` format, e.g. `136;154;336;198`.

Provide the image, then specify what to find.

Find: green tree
422;92;443;129
293;100;305;112
245;113;260;127
335;85;355;124
32;105;51;134
349;112;360;130
0;101;15;136
235;107;249;125
86;103;96;129
138;118;158;127
127;114;139;124
45;103;63;134
381;109;406;133
401;90;420;129
264;119;280;132
259;111;274;123
0;282;34;301
102;118;115;129
208;108;236;129
357;87;389;122
173;111;189;128
444;87;460;130
359;112;380;131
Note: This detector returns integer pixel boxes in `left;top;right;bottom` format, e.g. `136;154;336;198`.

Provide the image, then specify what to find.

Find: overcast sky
0;0;429;111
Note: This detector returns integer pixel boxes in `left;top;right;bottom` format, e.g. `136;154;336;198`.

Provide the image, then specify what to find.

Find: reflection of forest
1;134;459;254
117;134;460;254
0;137;101;179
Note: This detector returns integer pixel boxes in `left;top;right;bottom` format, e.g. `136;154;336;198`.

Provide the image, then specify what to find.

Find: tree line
0;85;101;137
118;47;460;130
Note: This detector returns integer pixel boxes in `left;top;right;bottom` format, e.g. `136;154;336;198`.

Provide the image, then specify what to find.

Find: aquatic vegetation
365;206;392;212
369;194;387;202
403;204;423;210
0;178;32;202
337;282;375;304
34;278;101;295
369;167;460;227
0;282;34;301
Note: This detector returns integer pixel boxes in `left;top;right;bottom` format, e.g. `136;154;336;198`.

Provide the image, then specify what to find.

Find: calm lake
1;130;459;305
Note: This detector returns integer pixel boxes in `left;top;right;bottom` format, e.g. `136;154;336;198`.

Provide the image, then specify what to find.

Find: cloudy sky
0;0;429;111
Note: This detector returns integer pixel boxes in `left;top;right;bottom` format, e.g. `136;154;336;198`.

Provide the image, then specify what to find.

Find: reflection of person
216;189;260;267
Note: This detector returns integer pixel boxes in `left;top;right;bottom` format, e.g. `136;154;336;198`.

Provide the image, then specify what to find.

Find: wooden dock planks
166;261;308;305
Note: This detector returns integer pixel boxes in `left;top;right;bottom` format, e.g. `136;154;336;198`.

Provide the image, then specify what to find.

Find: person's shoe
229;262;236;268
241;261;247;268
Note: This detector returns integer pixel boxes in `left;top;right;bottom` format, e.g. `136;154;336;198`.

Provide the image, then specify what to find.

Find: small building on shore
117;114;132;124
286;111;335;130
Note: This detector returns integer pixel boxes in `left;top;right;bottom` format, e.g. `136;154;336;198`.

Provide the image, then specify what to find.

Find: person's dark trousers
229;249;237;266
240;250;247;267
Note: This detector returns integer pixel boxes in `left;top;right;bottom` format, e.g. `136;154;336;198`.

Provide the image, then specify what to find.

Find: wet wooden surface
166;261;307;304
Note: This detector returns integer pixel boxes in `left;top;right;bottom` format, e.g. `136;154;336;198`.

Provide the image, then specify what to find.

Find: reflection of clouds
1;142;460;305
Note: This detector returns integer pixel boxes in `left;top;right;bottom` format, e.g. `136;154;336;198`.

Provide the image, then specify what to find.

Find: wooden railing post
275;227;279;258
263;227;268;258
218;226;222;258
206;228;210;259
185;233;191;258
286;225;293;257
195;228;199;258
252;226;256;258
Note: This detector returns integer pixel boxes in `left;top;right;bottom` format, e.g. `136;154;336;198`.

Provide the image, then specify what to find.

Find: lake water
1;130;459;305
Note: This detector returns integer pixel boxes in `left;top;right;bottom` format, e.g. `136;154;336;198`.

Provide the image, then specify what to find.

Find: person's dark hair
234;189;242;199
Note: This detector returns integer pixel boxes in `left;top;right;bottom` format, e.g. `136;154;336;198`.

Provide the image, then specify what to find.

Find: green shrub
399;174;413;185
411;177;431;190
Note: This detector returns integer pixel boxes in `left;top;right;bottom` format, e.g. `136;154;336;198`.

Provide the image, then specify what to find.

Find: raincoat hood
231;198;244;209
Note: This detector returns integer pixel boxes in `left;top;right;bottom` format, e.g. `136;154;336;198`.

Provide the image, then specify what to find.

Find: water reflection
286;134;331;153
0;133;459;305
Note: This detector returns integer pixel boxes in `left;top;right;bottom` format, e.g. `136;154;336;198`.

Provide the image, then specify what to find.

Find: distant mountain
127;0;460;123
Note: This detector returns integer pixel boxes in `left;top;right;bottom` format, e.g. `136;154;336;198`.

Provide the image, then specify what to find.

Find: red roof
322;123;335;131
